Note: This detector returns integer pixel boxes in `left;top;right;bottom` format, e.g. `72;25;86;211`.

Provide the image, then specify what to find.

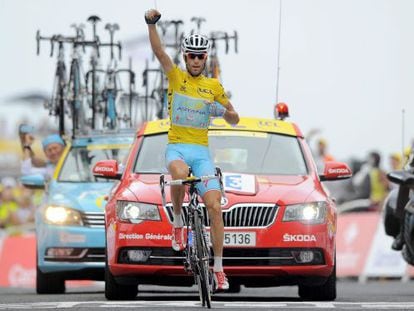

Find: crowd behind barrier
0;176;41;235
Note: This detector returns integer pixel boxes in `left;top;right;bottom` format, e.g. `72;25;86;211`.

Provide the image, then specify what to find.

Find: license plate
206;231;256;247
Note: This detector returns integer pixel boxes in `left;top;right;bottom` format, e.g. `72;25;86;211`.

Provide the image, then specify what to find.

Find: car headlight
117;201;160;224
283;202;327;224
44;206;83;226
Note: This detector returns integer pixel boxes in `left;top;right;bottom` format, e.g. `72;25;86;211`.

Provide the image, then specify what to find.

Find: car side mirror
20;174;46;189
319;161;352;182
93;160;122;180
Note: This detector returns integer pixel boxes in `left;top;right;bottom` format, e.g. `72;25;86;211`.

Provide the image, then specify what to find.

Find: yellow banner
86;144;131;150
143;117;298;136
208;130;268;138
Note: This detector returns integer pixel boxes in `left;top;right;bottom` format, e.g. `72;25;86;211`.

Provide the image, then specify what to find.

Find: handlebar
104;23;122;60
165;175;218;186
160;167;225;207
191;16;206;32
160;174;218;207
36;29;123;60
116;68;135;84
87;15;101;40
208;31;238;54
36;30;101;57
70;23;86;41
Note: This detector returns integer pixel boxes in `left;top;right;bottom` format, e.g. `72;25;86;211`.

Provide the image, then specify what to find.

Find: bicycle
99;23;124;129
159;168;224;308
85;15;103;130
67;23;88;136
36;31;68;136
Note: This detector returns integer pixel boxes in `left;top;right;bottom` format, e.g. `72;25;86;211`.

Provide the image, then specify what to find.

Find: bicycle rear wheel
194;211;212;308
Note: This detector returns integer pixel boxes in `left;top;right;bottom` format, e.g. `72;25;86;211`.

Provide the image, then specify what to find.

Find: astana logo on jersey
172;93;212;129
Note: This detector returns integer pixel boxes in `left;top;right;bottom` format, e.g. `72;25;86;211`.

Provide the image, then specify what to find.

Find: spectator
351;151;389;210
0;177;19;228
19;125;65;179
388;153;403;191
389;152;402;171
306;129;335;172
11;187;36;226
367;151;389;209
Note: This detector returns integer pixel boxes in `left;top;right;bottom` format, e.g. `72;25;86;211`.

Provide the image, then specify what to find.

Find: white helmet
181;34;210;54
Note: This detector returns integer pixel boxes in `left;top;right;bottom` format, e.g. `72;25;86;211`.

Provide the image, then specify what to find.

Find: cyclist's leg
166;144;190;251
192;147;229;291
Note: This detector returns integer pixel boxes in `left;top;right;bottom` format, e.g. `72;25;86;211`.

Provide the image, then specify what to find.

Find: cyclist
145;9;240;292
19;125;65;179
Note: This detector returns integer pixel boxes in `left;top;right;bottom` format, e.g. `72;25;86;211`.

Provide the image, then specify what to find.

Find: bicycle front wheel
194;211;212;308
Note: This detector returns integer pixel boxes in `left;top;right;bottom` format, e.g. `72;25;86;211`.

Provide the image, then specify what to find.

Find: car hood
124;173;323;207
47;181;114;213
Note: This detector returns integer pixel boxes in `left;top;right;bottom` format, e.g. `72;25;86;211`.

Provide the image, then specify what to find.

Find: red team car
93;116;352;301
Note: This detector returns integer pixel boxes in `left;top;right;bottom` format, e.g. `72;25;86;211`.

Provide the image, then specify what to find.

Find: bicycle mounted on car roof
36;16;138;138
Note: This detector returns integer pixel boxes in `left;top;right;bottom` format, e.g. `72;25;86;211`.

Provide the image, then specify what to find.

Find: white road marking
2;301;414;309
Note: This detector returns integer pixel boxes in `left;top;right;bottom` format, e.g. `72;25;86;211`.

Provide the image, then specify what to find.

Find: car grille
118;247;325;266
164;203;278;227
81;212;105;228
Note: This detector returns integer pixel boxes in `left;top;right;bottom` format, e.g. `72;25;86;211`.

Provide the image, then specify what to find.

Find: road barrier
337;212;413;281
0;232;94;288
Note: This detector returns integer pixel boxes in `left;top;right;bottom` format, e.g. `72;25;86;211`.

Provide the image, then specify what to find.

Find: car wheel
298;262;336;301
105;258;138;300
226;282;241;293
383;193;400;237
36;254;65;294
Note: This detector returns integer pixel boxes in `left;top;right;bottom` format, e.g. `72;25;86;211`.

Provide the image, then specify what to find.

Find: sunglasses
186;53;207;60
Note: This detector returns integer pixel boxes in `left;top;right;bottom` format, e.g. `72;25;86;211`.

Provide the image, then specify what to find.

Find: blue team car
21;131;133;294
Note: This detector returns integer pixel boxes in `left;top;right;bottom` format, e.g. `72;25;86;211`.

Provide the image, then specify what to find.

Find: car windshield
134;131;308;175
58;145;130;182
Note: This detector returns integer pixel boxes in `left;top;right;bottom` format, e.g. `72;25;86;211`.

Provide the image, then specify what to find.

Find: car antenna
402;108;405;161
275;0;283;105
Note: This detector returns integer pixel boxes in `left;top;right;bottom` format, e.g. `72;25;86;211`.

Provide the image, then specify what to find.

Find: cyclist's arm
223;102;240;125
213;82;239;125
146;9;173;73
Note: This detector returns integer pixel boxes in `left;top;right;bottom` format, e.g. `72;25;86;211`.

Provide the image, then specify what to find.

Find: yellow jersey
166;65;229;146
